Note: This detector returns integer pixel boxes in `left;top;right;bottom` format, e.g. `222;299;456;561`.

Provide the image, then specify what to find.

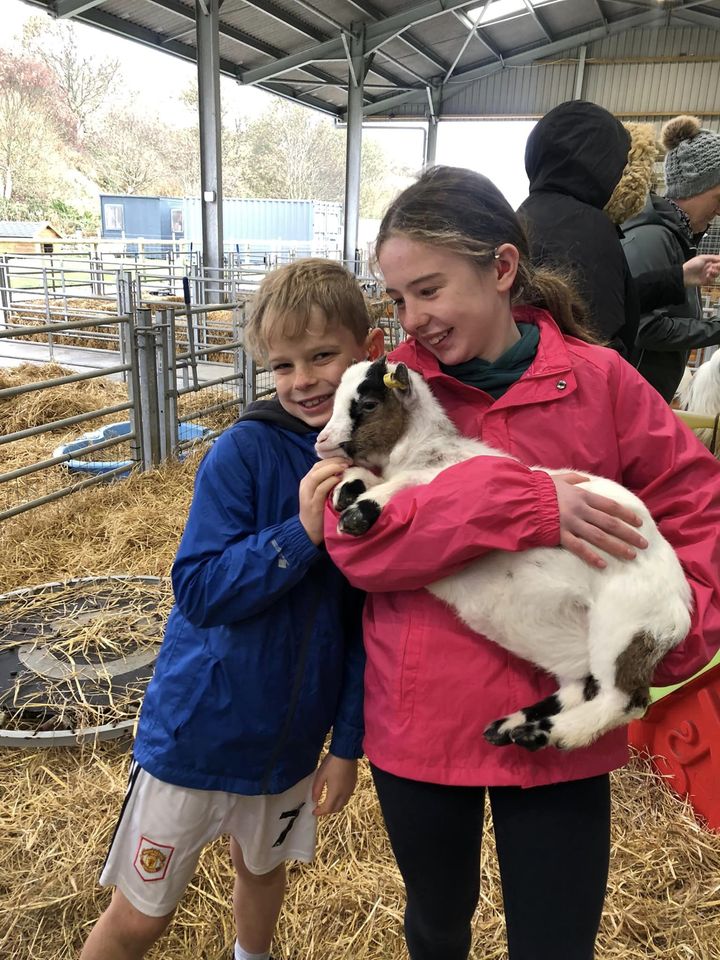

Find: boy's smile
267;309;379;429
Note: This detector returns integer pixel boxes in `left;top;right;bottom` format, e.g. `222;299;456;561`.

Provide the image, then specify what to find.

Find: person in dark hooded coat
621;115;720;402
517;100;635;355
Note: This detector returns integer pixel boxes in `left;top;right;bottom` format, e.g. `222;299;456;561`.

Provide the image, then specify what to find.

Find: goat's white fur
317;360;692;751
678;351;720;454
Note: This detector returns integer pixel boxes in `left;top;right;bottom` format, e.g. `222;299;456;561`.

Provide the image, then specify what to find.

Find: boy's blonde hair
245;258;372;361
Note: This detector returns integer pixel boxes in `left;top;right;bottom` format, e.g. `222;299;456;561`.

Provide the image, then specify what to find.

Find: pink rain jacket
325;307;720;788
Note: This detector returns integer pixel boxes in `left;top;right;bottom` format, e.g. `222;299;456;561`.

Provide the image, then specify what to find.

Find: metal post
196;0;224;301
343;26;366;274
153;307;174;460
121;308;144;471
0;256;10;329
425;85;441;168
116;269;134;380
573;44;587;99
135;306;162;469
425;119;439;168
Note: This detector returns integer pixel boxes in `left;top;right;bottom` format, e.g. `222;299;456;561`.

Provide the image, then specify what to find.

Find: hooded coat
133;399;365;796
517;101;636;355
622;194;720;402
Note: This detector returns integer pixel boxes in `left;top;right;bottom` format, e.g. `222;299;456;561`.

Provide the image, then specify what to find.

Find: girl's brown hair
245;258;372;361
375;165;599;343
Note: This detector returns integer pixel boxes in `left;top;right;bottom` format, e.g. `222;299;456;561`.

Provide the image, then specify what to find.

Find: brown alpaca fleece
605;122;659;225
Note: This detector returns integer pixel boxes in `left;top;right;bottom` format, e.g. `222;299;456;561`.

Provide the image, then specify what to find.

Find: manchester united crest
133;836;174;881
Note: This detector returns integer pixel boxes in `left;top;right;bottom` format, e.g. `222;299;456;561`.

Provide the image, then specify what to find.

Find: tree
241;100;395;216
23;16;120;139
84;109;169;194
0;50;74;201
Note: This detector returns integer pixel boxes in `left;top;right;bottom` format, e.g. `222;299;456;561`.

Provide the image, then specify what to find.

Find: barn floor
1;402;720;960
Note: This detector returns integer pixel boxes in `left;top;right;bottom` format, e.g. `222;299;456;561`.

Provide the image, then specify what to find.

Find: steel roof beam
240;0;479;85
359;5;671;117
342;0;451;72
671;9;720;29
591;0;608;27
225;0;415;96
140;0;381;100
520;0;553;41
453;9;505;64
54;0;105;15
242;0;437;83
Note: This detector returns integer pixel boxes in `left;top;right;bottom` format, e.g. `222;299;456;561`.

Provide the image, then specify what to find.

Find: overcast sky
5;0;533;207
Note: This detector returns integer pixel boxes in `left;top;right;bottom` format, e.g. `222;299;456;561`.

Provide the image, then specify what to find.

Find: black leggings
371;765;611;960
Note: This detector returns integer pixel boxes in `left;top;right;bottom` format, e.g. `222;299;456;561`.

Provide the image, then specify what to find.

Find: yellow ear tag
383;372;404;391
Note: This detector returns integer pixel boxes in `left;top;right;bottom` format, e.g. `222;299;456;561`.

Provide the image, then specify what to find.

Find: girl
324;166;720;960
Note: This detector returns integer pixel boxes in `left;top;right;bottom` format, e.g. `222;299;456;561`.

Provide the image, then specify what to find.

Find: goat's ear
383;362;411;393
394;363;411;391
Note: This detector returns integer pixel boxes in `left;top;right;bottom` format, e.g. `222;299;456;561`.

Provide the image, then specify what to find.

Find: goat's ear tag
383;372;407;391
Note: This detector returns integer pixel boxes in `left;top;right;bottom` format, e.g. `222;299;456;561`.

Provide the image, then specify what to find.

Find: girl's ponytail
515;261;602;344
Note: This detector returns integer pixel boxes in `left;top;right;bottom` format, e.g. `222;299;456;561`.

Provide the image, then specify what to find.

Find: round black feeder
0;576;170;747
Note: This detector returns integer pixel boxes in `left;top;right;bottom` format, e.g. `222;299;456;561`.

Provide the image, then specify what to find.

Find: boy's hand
311;754;358;816
300;458;348;545
552;472;648;569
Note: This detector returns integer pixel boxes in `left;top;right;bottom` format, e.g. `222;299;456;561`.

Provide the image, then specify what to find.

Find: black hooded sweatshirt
517;100;635;355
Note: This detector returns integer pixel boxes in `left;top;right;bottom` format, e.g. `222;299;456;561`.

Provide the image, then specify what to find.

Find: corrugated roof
0;221;60;238
19;0;720;119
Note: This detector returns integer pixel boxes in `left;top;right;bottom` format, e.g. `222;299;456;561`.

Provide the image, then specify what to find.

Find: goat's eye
360;398;380;413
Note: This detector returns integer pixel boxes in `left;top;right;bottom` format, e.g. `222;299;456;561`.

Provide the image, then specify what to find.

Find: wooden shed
0;221;63;254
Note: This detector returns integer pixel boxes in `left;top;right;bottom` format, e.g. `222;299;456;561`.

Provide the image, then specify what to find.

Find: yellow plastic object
650;648;720;702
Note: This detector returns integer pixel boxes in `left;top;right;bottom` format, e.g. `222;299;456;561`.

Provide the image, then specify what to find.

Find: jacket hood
525;100;631;209
605;122;658;225
622;192;691;248
238;397;316;435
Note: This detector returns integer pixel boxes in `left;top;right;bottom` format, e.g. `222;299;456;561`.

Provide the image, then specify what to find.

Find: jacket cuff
532;470;562;546
277;515;321;569
329;724;364;760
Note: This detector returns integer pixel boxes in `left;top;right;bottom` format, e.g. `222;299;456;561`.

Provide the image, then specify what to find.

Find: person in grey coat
622;115;720;402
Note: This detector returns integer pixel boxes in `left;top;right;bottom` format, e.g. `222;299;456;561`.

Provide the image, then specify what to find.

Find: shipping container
99;195;343;257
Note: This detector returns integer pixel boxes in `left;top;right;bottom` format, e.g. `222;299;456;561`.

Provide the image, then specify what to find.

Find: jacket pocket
398;610;422;722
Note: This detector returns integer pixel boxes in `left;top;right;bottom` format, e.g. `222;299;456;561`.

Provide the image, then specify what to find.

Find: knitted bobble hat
662;114;720;199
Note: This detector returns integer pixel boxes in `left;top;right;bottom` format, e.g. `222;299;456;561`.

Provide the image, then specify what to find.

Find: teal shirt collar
440;322;540;399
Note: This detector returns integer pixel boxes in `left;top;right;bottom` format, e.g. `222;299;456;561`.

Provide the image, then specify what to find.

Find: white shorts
100;762;317;917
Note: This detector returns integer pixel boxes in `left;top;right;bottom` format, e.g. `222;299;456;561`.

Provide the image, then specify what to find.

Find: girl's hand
551;472;648;569
299;458;348;545
311;754;358;816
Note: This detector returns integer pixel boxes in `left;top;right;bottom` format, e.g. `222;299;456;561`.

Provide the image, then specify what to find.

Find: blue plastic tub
54;421;211;476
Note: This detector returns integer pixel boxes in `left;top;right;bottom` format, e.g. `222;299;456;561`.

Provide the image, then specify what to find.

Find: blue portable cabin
183;197;342;261
100;195;185;256
99;195;342;260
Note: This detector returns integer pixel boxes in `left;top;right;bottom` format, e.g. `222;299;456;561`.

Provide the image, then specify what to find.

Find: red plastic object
628;663;720;832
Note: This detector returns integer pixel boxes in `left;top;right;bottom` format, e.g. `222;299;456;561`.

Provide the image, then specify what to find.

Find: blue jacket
133;400;365;795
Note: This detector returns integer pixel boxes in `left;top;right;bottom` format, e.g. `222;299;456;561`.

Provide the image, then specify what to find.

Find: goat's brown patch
351;397;408;463
614;631;657;712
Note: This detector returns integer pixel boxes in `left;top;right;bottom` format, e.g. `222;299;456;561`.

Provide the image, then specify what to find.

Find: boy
81;259;385;960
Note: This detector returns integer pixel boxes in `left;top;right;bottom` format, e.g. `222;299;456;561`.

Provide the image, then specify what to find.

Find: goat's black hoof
509;721;550;752
484;718;514;747
334;478;367;512
339;500;381;536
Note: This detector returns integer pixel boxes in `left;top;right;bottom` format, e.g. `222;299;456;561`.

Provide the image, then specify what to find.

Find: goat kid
316;358;692;752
